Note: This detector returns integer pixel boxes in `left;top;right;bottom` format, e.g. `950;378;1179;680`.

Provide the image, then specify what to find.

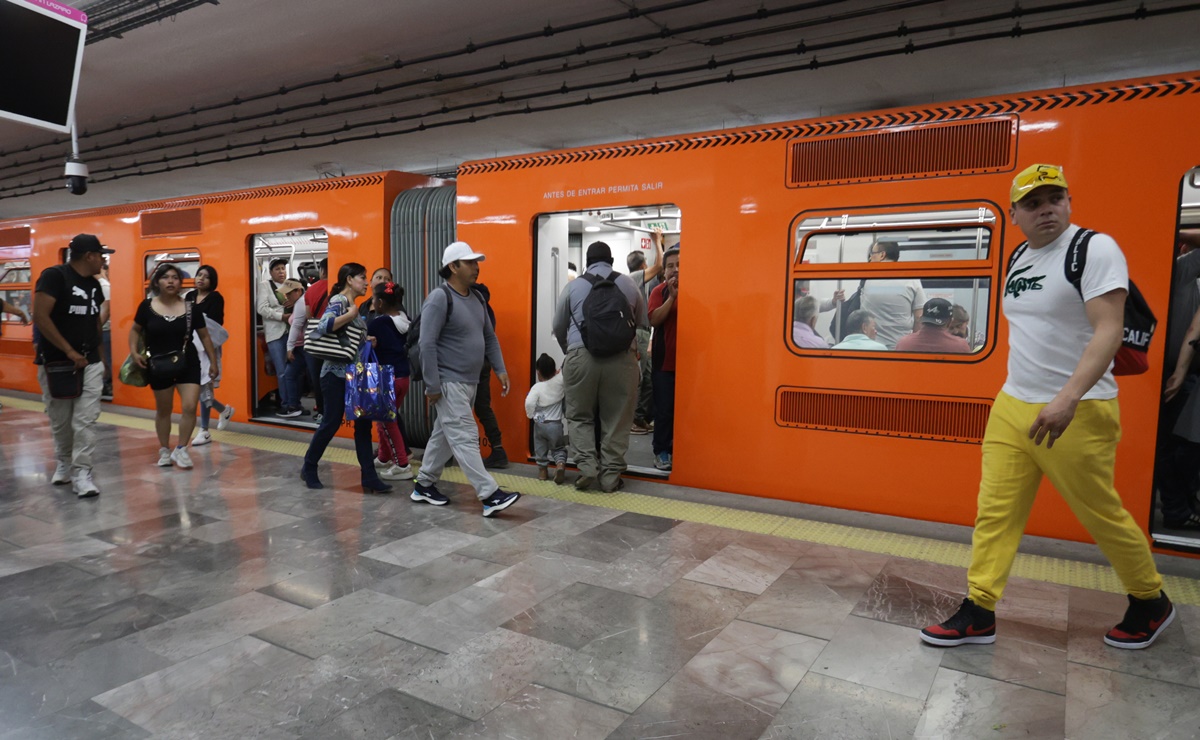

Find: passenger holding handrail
1156;233;1200;529
860;240;926;349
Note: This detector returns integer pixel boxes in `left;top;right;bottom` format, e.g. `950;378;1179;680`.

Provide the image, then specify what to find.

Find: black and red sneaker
920;598;996;647
1104;592;1175;649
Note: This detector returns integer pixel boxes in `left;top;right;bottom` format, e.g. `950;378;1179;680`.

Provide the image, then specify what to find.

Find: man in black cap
32;234;114;498
895;297;971;353
552;241;648;492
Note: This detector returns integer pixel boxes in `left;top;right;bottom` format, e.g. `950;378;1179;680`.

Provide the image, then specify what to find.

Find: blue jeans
284;346;309;412
652;369;675;455
266;336;293;409
303;371;380;485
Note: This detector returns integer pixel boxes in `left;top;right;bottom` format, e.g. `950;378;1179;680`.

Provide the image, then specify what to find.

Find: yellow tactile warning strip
6;394;1200;605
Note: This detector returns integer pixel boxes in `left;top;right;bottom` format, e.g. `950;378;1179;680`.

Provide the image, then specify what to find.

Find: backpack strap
1005;241;1029;275
1062;228;1096;298
570;272;603;331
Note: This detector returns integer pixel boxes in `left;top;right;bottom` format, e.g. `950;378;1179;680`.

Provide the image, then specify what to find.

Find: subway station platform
3;396;1200;739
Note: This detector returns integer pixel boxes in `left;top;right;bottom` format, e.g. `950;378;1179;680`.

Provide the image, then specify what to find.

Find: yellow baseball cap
1010;164;1069;203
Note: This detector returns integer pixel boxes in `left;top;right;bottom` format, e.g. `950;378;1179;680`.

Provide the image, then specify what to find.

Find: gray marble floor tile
547;522;663;563
92;635;308;733
683;619;825;711
475;550;611;606
939;637;1067;695
146;556;310;612
1066;603;1199;688
183;510;304;544
760;672;925;740
396;628;574;720
84;512;223;545
0;516;68;549
0;699;152;740
256;557;408;609
739;569;863;640
379;586;528;654
521;503;623;535
786;543;892;594
992;576;1071;650
301;688;472;740
684;543;801;595
449;684;627;740
850;557;964;629
370;553;505;606
502;582;653;649
1066;661;1200;739
0;538;118;578
810;615;943;700
533;649;673;713
606;511;680;533
254;587;423;659
914;667;1066;739
451;524;574;566
131;590;307;662
605;668;776;740
17;639;174;720
360;527;487;568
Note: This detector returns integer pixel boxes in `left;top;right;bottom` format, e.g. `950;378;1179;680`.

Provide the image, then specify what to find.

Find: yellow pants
967;391;1162;611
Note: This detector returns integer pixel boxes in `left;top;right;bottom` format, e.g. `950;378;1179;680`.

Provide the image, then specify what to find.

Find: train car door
1152;166;1200;550
533;204;681;478
248;229;328;428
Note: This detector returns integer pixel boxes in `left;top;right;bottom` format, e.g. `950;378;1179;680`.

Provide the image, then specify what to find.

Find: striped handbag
304;316;365;363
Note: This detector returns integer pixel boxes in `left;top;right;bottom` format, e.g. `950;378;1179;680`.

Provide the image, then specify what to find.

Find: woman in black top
184;264;233;445
366;281;412;480
130;264;218;470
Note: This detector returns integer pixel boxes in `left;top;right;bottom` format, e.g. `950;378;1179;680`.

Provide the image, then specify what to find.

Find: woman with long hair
130;263;218;469
301;262;391;493
367;281;413;480
185;264;234;445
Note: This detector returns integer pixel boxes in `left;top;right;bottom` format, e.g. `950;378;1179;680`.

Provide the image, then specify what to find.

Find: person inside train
791;294;830;349
273;279;307;418
367;280;414;481
360;267;393;324
949;304;970;340
554;241;648;490
411;242;520;516
0;295;30;325
831;309;886;350
526;352;567;483
98;260;113;399
860;239;926;349
895;298;971;353
257;257;299;417
922;163;1174;650
187;265;235;445
291;258;329;424
130;263;218;471
1156;231;1200;529
648;245;681;473
628;227;665;436
32;234;111;497
470;282;509;469
301;262;392;494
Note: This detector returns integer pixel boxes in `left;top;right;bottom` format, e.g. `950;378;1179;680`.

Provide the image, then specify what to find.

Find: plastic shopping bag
345;344;396;422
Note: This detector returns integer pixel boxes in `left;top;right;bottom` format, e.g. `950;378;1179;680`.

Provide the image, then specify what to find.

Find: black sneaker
410;481;449;506
920;598;996;646
483;447;509;469
1105;592;1175;649
481;489;520;517
1164;513;1200;530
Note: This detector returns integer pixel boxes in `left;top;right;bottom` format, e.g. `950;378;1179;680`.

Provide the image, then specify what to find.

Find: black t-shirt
367;314;410;377
35;264;104;364
135;299;204;358
185;290;225;325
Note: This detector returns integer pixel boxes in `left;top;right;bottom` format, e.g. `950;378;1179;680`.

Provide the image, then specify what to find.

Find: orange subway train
1;70;1197;552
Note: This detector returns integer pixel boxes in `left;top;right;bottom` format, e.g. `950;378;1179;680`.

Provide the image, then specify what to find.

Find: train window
793;206;997;265
144;251;200;280
0;248;33;339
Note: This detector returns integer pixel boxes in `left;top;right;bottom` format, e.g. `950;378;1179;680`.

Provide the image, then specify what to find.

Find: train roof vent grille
776;387;990;444
786;117;1017;188
140;208;202;238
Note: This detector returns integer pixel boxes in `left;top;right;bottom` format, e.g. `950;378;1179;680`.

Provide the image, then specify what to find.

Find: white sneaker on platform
72;470;100;498
157;447;173;467
170;447;193;469
374;457;390;469
52;462;72;485
192;430;212;446
380;464;414;481
217;405;235;431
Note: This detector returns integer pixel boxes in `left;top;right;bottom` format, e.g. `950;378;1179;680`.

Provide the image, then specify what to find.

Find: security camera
65;158;89;196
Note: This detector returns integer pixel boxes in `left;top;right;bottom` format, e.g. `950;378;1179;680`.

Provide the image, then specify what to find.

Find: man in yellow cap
922;164;1173;650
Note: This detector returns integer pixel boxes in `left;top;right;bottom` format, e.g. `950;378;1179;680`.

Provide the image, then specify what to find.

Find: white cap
441;241;486;267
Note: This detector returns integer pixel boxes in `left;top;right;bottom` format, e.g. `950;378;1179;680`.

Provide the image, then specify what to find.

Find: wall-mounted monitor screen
0;0;88;134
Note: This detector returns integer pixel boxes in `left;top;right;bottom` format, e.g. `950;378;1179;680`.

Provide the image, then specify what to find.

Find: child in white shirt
525;353;566;483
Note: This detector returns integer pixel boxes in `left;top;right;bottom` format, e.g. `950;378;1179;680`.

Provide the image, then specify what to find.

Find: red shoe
1104;592;1175;649
920;598;996;646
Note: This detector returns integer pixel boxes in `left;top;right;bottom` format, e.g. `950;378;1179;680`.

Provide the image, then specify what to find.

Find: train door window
789;204;999;357
1152;166;1200;550
0;245;33;342
143;251;200;297
533;204;681;479
248;229;328;427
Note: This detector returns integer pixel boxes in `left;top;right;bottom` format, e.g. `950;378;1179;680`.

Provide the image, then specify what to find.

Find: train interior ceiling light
0;0;88;134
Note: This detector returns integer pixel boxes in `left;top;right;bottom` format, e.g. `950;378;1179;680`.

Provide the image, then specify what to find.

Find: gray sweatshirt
419;284;505;394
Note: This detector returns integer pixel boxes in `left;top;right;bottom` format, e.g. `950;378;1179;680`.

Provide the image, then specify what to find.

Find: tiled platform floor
4;404;1200;739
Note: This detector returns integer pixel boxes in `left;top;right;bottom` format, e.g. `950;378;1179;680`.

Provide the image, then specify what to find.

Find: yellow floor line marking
6;394;1199;603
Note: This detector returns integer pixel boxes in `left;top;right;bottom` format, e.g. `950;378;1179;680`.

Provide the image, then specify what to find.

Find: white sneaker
52;462;72;485
380;463;414;481
72;469;100;498
157;447;173;467
217;405;235;431
374;456;390;469
170;447;193;469
192;430;212;446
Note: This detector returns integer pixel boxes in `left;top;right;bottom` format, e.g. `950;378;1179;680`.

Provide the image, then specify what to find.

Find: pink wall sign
18;0;87;25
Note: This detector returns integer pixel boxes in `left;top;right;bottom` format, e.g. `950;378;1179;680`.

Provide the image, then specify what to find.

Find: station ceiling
1;0;1198;218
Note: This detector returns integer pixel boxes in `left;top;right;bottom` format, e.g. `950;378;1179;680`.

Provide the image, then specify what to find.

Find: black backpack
577;272;637;357
407;284;487;383
1006;229;1156;376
